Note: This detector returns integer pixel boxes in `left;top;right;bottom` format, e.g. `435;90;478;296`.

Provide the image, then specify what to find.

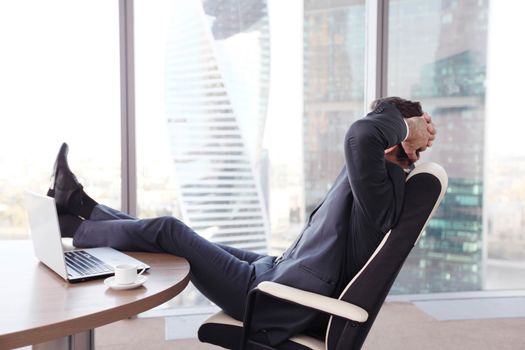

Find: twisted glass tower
164;0;270;253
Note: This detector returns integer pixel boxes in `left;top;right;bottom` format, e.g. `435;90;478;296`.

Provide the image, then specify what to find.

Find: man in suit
49;96;435;346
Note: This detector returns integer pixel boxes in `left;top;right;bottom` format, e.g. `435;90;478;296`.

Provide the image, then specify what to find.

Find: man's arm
344;107;407;231
345;107;433;232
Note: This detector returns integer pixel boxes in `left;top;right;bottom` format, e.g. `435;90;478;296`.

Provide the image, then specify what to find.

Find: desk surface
0;240;190;349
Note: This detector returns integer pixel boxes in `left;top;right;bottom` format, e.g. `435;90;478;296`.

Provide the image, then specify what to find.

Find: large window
0;1;121;239
135;0;275;310
387;0;488;293
388;0;525;292
133;0;365;311
2;0;524;299
483;0;525;289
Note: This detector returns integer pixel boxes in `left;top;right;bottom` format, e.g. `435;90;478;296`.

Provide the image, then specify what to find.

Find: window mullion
119;0;137;216
364;0;389;112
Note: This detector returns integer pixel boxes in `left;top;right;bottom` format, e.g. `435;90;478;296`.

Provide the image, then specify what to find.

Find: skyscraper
303;0;366;213
164;0;271;254
389;0;488;293
302;0;488;293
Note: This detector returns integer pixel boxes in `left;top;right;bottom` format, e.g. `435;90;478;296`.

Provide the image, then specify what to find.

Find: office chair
198;162;448;350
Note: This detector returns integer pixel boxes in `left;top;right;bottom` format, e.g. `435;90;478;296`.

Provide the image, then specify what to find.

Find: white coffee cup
114;264;146;285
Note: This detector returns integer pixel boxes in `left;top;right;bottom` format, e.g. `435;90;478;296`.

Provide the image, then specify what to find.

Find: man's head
370;96;424;170
370;96;422;119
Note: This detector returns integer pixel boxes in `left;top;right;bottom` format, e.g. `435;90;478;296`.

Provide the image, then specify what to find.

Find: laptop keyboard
65;250;114;276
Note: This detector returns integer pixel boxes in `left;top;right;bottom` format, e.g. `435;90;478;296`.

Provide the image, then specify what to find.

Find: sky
485;0;525;159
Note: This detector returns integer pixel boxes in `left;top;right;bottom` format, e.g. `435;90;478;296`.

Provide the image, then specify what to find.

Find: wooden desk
0;241;190;349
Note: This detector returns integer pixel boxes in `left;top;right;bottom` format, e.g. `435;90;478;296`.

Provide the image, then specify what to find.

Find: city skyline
0;0;524;296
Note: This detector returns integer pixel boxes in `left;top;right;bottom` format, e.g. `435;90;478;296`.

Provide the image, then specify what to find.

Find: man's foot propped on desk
47;142;98;219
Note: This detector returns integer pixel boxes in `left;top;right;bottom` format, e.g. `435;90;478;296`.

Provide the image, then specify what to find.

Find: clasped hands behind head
401;112;436;168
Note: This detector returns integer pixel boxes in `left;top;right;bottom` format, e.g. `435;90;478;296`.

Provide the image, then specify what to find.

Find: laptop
24;190;150;283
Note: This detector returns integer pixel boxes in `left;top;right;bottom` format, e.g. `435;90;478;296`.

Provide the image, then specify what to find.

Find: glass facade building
303;0;365;213
302;0;490;293
164;0;270;253
388;0;488;293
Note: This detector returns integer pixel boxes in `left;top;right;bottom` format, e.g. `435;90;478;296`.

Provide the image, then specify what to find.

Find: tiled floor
95;301;525;350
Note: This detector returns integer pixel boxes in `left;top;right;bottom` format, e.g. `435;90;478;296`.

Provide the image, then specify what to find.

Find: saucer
104;275;147;290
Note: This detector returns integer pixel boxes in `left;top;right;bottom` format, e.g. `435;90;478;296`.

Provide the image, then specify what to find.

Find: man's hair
370;96;422;118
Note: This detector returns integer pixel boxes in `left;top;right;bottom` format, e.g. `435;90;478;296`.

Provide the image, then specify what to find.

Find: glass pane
0;1;121;239
484;1;525;289
135;0;366;312
270;0;366;260
386;0;524;293
135;0;272;310
303;0;366;214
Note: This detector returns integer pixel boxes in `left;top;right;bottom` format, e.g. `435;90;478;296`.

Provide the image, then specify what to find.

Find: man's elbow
345;119;377;149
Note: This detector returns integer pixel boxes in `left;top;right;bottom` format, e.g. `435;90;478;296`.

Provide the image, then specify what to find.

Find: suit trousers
73;204;262;320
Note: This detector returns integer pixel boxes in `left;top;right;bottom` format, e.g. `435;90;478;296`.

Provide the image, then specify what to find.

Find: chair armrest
239;281;369;349
256;281;368;323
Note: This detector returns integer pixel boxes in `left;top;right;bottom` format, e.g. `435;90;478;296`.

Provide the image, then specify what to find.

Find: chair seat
198;311;325;350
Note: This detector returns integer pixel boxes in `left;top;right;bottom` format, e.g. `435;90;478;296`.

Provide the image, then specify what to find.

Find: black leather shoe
47;143;70;198
57;214;83;238
47;142;84;215
48;143;97;218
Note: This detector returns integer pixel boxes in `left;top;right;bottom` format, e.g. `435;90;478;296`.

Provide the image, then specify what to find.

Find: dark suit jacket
249;102;408;345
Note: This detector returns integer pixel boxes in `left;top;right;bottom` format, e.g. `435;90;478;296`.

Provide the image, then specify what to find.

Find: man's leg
85;205;265;263
73;216;256;320
89;204;136;221
215;243;263;264
48;143;259;318
57;205;135;237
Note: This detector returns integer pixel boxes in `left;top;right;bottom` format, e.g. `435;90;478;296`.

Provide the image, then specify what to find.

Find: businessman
48;96;435;346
